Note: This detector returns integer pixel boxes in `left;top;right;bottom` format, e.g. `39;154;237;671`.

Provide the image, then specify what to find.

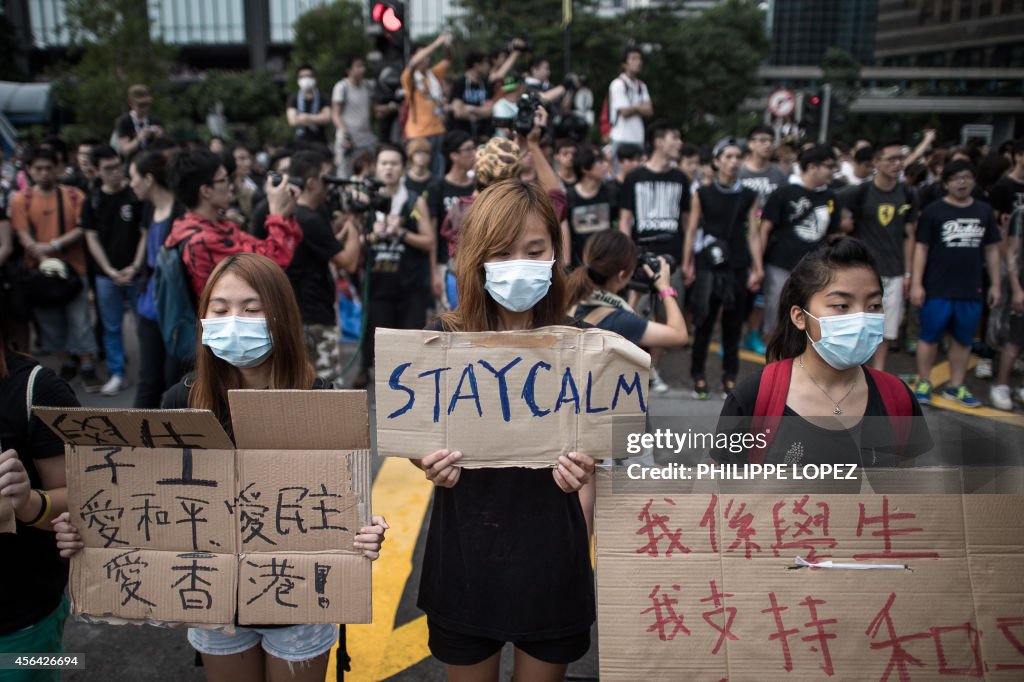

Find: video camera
321;175;392;216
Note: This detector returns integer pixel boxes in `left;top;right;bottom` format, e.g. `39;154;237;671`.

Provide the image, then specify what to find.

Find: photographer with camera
568;229;687;349
352;144;436;388
683;138;763;400
401;32;454;178
285;150;360;384
115;85;164;159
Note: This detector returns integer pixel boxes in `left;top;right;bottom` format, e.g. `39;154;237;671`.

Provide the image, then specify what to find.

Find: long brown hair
439;179;567;332
189;253;315;423
565;229;636;307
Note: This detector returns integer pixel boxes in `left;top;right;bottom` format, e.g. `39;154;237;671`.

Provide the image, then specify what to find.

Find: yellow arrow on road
326;456;435;681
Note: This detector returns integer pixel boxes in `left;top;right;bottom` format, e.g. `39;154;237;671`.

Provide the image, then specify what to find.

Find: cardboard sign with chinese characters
374;327;649;467
37;390;372;627
595;476;1024;680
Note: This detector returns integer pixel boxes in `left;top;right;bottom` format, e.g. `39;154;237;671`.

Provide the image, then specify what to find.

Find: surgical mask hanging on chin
804;310;885;370
484;259;555;313
201;316;274;368
298;76;316;92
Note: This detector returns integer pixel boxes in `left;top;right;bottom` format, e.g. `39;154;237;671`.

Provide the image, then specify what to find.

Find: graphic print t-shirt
738;165;788;210
621;166;690;262
838;182;918;277
762;183;839;271
567;183;615;266
916;199;1000;300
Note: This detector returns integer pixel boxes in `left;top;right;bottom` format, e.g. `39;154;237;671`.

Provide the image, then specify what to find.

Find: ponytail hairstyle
565;230;637;306
765;237;882;363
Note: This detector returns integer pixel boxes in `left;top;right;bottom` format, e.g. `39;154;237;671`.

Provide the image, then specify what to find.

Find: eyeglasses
209;175;230;186
458;145;476;153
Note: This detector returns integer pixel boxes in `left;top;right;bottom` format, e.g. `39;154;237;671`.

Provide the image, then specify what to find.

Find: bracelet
24;489;49;526
658;287;678;301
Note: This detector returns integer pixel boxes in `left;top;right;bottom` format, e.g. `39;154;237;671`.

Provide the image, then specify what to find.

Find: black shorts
426;618;591;666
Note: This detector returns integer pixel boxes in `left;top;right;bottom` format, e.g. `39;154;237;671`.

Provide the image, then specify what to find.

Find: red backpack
747;358;913;464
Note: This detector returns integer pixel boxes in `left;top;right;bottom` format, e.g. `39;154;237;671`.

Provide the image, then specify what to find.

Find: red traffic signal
810;95;821;105
371;2;403;32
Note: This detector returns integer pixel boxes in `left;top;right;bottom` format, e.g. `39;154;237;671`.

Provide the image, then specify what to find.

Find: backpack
154;235;197;361
747;358;912;464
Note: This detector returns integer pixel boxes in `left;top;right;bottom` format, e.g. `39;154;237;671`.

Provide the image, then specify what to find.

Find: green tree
820;47;862;142
290;0;372;86
54;0;177;137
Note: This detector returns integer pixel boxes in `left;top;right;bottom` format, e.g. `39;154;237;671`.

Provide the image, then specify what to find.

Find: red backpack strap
866;367;913;456
748;358;794;464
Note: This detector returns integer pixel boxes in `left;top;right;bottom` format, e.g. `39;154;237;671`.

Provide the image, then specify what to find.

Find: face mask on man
483;259;555;313
803;310;884;370
298;76;316;92
201;316;274;368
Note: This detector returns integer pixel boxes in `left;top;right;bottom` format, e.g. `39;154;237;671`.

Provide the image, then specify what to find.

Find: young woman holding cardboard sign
415;179;597;682
54;253;389;682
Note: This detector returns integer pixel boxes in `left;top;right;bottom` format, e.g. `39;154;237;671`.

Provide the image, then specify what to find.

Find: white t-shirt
608;75;649;145
331;78;377;148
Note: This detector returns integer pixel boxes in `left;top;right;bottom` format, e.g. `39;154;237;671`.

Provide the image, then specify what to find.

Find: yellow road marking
326;457;434;681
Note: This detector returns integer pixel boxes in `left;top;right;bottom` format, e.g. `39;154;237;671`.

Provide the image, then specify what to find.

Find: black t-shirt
566;183;615;267
427;177;474;265
404;174;432;203
448;76;492;138
417;318;595;640
762;183;839;271
621;166;691;261
286;90;330;144
0;354;80;635
715;365;932;467
288;205;342;326
838;181;918;277
989;175;1024;219
80;186;143;270
916;198;1001;300
695;183;758;271
368;198;431;299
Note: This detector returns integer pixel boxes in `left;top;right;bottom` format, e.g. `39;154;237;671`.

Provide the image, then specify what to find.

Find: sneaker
650;367;669;394
59;364;78;381
721;377;736;400
80;366;104;393
974;358;993;380
941;384;981;408
741;330;767;355
991;384;1013;411
100;374;123;397
692;378;709;400
913;379;932;406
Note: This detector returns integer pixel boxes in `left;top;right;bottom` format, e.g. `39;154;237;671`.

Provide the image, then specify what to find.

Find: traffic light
802;89;823;131
369;2;404;35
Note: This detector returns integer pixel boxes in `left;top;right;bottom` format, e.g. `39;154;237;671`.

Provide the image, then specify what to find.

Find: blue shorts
918;298;982;346
187;624;337;662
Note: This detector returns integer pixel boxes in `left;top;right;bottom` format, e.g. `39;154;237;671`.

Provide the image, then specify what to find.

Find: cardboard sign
594;475;1024;680
37;390;372;627
375;327;650;467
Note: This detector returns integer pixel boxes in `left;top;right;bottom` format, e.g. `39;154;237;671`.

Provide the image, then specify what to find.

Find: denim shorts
187;624;338;662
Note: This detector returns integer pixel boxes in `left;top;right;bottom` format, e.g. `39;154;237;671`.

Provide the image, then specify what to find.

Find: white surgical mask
484;259;554;312
298;76;316;92
201;316;274;368
804;310;885;370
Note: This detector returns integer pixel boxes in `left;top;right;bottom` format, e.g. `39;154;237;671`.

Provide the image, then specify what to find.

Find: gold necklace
798;356;857;415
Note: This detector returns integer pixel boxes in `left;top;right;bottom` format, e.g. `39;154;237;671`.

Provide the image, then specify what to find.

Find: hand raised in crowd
353;515;390;560
419;449;462;488
52;512;84;558
266;174;298;219
0;449;31;516
553;452;595;493
523;105;550;148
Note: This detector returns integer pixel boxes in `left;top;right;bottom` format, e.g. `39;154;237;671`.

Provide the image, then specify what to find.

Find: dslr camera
628;251;676;292
514;91;543;137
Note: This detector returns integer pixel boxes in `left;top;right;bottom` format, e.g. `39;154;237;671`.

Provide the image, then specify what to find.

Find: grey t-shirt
739;164;788;210
838;181;918;277
331;78;376;148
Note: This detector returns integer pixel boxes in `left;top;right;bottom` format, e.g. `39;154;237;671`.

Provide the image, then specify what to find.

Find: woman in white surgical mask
414;179;597;681
53;253;388;682
713;237;932;468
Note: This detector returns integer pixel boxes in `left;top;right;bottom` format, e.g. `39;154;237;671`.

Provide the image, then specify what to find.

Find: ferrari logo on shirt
878;204;895;227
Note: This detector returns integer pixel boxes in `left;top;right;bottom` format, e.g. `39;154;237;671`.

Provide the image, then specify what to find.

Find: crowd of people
1;33;1023;682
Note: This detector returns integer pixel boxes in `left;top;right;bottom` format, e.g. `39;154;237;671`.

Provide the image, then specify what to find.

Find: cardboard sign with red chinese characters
595;475;1024;680
36;390;372;628
374;327;650;467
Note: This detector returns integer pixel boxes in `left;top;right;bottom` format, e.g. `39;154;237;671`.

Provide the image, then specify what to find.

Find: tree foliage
289;0;371;86
54;0;177;137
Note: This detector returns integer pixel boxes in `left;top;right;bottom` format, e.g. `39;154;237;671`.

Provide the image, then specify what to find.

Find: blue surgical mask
484;259;555;313
201;316;274;368
803;310;885;370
